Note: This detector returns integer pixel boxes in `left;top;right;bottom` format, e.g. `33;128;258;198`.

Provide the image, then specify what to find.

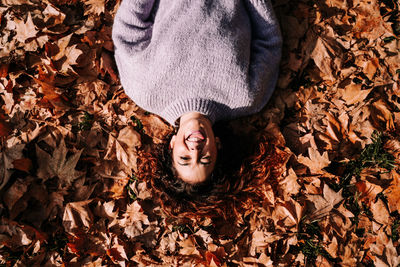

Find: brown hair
136;123;291;219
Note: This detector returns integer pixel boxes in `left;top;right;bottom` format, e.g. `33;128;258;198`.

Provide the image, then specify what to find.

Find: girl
112;0;282;186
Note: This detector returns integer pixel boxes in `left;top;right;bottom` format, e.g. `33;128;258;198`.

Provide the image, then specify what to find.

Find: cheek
172;143;186;160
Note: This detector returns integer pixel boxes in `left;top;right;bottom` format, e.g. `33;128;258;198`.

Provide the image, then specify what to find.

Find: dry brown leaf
384;170;400;213
43;4;66;26
84;0;105;16
178;236;201;257
63;199;94;235
272;199;303;229
297;147;330;174
3;178;28;211
370;99;395;131
105;126;141;170
307;184;343;217
140;114;171;144
36;138;84;186
279;168;301;201
370;199;390;225
0;143;25;190
13;13;38;44
117;201;150;239
12;158;32;172
338;83;372;106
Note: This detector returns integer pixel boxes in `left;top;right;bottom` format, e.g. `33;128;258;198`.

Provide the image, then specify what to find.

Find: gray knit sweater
112;0;282;125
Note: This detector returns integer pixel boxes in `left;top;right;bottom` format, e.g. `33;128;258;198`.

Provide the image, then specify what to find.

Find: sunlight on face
169;112;220;184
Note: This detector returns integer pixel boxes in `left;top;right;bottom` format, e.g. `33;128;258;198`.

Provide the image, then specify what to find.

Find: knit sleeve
243;0;282;101
112;0;157;54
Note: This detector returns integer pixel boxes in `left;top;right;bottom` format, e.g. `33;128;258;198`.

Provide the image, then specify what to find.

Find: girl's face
169;112;220;184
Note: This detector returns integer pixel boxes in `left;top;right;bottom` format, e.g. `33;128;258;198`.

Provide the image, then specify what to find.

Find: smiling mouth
186;131;205;142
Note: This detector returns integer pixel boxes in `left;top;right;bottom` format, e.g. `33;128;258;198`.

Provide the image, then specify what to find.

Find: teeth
188;137;202;142
186;131;205;142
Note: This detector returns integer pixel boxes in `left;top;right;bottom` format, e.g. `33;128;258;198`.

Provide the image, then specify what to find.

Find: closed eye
200;156;211;165
178;156;190;166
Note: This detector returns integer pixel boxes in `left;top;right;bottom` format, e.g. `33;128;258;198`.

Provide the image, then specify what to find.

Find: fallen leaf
298;147;330;174
13;13;38;43
370;199;390;225
12;158;32;172
307;184;343;217
84;0;105;16
384;170;400;213
338;83;372;106
36;138;84;186
178;236;201;256
0;143;25;190
63;199;94;234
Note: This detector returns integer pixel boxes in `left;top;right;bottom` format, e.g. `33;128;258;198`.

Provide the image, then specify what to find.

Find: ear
170;135;176;149
215;137;222;150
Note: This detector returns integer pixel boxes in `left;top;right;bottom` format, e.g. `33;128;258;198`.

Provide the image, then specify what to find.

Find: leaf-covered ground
1;0;400;266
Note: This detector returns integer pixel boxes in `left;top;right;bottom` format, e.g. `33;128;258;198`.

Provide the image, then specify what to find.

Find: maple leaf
279;168;301;201
42;4;66;26
307;184;343;217
36;138;84;187
104;126;141;171
297;147;331;174
13;13;38;44
117;201;149;239
84;0;105;16
272;199;303;230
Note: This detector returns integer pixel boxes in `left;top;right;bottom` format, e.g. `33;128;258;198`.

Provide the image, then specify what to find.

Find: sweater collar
162;98;230;126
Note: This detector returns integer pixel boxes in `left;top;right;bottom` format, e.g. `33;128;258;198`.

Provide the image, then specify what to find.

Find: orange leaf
0;64;8;78
206;251;222;267
12;158;32;172
107;248;125;262
32;77;60;100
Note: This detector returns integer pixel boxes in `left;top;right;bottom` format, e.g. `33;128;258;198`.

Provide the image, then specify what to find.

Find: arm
112;0;157;54
243;0;282;103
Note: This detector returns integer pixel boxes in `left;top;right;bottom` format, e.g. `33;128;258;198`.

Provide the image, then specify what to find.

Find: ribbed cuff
162;98;229;126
